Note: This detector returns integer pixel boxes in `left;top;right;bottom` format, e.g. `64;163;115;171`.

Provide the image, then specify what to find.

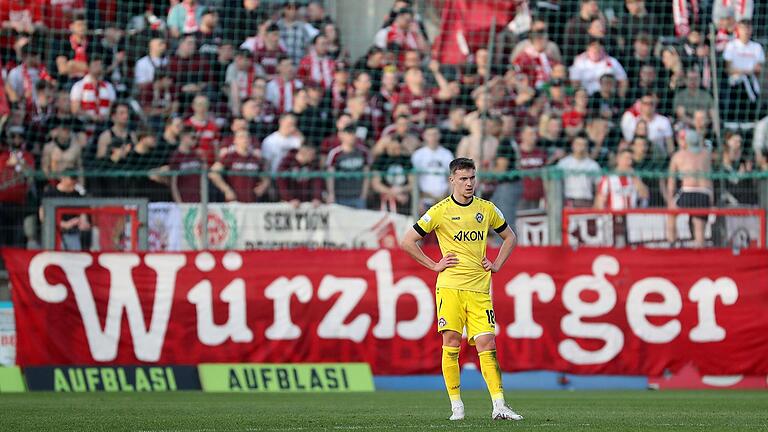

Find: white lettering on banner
317;276;372;342
264;276;313;340
187;252;254;345
505;273;556;338
559;255;625;365
626;278;682;343
369;250;434;340
28;252;185;362
689;278;738;342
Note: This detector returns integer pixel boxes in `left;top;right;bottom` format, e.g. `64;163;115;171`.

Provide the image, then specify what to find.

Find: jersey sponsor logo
453;230;485;242
451;216;460;220
475;212;484;223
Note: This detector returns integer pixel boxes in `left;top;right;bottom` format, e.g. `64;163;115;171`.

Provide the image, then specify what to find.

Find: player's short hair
449;158;475;174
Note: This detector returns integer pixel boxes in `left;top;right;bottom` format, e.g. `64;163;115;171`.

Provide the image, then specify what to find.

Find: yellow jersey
414;195;507;293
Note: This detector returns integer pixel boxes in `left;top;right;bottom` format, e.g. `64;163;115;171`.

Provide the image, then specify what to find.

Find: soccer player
400;157;523;421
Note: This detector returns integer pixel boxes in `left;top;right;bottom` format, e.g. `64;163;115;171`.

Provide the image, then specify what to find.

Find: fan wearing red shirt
297;34;336;89
517;126;548;210
392;67;448;127
185;94;220;166
242;22;286;78
209;130;269;202
0;0;42;61
169;127;205;203
512;30;560;89
277;143;323;207
42;0;83;31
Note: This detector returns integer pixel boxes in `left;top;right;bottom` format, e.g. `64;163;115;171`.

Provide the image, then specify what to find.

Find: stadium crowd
0;0;766;248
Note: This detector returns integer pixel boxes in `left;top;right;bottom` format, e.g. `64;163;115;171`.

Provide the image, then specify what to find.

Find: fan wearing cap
569;37;628;97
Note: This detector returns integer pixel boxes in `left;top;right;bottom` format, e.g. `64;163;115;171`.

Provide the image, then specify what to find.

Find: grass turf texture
0;390;766;431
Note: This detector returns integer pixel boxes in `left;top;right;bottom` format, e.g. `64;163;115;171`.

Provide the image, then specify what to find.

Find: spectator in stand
588;74;625;122
52;14;90;84
717;132;756;206
167;0;206;39
625;63;663;105
562;88;589;138
621;91;674;157
411;126;453;211
562;0;603;64
96;24;128;97
242;22;287;78
614;0;657;53
221;0;268;44
371;136;413;214
439;106;469;155
455;116;499;173
209;130;269;203
320;113;353;160
512;28;561;90
343;95;375;144
185;94;220;166
722;19;764;124
0;126;35;247
5;45;51;114
277;0;317;65
628;135;666;206
70;56;116;133
298;34;336;90
667;129;712;248
95;102;135;161
690;109;715;151
169;126;204;203
658;46;684;114
373;7;428;66
277;142;323;207
168;35;213;113
622;33;660;88
139;70;177;132
307;1;334;31
262;113;303;173
326;125;370;209
394;64;451;128
0;0;43;64
516;125;549;210
42;0;83;33
558;134;601;208
327;67;349;115
595;148;648;210
569;37;628;97
195;8;223;58
673;68;715;129
713;6;736;52
266;56;303;114
134;35;168;87
226;49;260;117
40;172;89;251
510;19;562;65
375;113;421;156
322;22;344;61
123;128;168;201
353;46;387;92
349;71;385;137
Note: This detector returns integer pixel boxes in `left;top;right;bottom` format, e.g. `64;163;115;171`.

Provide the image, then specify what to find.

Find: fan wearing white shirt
722;19;764;123
262;113;303;173
569;38;628;97
557;135;601;208
134;37;168;87
621;92;675;157
411;126;454;211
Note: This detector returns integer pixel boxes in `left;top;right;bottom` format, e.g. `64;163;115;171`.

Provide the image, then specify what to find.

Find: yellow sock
441;346;461;402
478;349;504;401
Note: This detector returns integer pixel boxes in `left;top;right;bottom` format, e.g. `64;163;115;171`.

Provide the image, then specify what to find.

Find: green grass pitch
1;390;766;431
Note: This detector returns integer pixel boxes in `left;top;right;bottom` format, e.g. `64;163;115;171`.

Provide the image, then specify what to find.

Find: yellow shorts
435;287;495;345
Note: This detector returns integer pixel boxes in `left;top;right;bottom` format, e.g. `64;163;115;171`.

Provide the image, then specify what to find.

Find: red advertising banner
3;248;768;375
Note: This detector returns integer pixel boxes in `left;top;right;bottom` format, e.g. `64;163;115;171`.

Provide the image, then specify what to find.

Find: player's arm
400;227;457;272
483;225;516;273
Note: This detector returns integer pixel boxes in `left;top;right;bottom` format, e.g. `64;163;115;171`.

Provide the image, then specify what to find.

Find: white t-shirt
620;112;674;155
134;56;168;86
557;155;601;200
261;131;302;172
411;145;454;198
569;53;628;95
723;39;765;74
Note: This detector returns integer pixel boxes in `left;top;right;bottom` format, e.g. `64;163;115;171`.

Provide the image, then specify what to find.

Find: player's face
450;168;476;199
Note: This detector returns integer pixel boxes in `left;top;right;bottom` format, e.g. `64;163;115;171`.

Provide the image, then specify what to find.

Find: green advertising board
0;367;26;392
199;363;375;393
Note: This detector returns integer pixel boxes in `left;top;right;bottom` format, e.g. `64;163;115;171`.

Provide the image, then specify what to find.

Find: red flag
431;0;517;65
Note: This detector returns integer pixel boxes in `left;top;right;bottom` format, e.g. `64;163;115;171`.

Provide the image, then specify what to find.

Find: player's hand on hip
433;253;458;272
482;257;498;273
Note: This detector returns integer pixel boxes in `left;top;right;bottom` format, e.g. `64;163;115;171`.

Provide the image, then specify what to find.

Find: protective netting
0;0;766;250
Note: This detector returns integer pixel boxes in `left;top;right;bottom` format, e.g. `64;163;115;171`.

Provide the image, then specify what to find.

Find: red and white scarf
80;76;110;118
276;77;295;113
673;0;699;37
182;1;199;34
309;50;334;89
